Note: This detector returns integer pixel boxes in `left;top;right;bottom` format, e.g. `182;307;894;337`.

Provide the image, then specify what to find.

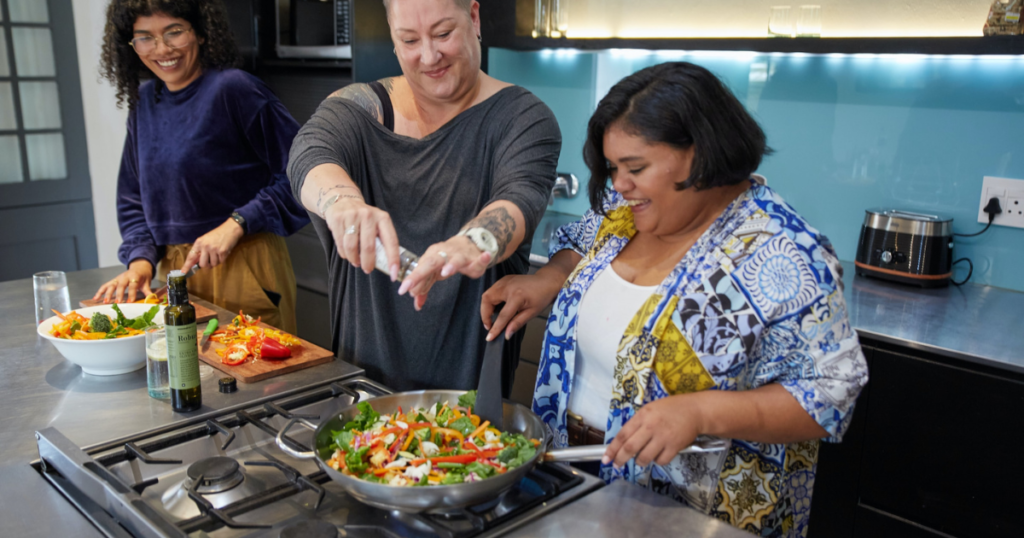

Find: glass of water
145;326;170;399
768;6;793;37
34;271;70;325
796;5;822;37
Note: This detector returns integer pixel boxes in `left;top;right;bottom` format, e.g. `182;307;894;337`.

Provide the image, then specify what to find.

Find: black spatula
474;332;505;431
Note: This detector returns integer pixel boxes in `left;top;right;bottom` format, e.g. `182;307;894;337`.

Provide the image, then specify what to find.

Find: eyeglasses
129;26;194;54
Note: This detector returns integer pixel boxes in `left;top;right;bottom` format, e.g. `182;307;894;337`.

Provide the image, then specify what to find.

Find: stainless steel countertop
0;266;362;538
505;480;750;538
841;260;1024;374
13;256;1013;537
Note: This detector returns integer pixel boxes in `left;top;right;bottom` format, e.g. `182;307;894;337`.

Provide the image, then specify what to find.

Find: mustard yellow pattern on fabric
716;446;780;530
599;206;638;242
566;206;637;286
654;316;717;395
623;294;662;339
611;294;661;407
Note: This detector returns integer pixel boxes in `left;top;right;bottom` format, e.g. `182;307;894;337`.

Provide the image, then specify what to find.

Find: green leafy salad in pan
325;391;540;486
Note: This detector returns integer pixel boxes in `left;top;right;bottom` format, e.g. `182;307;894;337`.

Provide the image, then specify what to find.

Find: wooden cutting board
79;298;217;324
196;321;334;383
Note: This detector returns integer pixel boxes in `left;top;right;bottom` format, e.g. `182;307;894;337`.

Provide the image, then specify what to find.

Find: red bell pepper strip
475;450;500;460
484;460;507;473
375;427;403;439
261;337;292;360
222;343;251;365
410;453;479;466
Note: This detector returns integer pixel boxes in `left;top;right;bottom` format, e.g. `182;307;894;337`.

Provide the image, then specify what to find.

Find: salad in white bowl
37;303;165;376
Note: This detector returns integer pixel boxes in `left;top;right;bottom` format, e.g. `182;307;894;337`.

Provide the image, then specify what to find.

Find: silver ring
345;225;357;235
438;251;448;260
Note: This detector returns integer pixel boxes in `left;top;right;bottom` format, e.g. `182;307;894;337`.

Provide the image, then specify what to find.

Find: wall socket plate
979;176;1024;229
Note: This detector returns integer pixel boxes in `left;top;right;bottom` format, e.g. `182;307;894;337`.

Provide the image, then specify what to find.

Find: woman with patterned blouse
481;62;868;537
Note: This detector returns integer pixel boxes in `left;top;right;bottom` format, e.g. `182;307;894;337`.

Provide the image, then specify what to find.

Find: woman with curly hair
93;0;309;333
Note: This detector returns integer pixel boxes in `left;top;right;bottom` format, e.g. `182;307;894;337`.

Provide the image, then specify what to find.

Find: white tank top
568;264;658;430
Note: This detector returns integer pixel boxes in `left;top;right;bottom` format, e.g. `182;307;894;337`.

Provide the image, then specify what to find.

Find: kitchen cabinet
481;1;1024;56
808;338;1024;538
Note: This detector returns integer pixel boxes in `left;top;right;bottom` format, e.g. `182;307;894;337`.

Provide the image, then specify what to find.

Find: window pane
9;0;50;23
19;82;61;129
12;27;56;77
26;133;66;180
0;136;23;183
0;28;8;76
0;83;16;130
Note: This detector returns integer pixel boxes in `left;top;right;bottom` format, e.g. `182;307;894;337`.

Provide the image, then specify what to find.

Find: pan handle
275;417;320;460
543;436;730;462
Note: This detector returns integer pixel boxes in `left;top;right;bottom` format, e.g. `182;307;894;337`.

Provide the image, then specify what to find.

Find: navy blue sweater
116;68;309;269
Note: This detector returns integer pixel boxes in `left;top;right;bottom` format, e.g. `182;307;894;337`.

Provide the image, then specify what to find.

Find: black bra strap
367;80;394;132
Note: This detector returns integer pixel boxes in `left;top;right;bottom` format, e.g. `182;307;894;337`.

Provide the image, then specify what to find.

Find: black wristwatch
230;211;248;234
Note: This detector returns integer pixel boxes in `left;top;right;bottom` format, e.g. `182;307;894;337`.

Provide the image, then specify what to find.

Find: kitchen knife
200;318;219;351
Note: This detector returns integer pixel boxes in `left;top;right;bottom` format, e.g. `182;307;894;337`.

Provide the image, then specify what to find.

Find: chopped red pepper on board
261;337;292;360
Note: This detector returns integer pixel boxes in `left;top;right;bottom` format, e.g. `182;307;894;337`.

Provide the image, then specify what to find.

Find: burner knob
880;250;893;264
894;251;907;264
219;377;237;393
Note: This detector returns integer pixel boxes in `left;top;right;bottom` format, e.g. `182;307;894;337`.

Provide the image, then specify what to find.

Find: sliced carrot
51;309;67;320
469;421;490;441
401;430;418;452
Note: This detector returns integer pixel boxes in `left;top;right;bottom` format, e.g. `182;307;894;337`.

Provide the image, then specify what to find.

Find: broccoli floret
90;312;113;333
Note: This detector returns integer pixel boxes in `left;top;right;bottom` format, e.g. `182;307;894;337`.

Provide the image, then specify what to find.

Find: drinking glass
768;6;793;38
797;5;822;37
145;326;170;399
533;0;552;38
551;0;568;38
34;270;69;324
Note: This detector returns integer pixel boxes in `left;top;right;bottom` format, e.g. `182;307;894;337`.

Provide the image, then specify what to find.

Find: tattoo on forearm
329;83;384;124
467;207;516;262
315;184;360;214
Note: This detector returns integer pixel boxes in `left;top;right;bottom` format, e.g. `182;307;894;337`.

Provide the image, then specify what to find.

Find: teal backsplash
489;48;1024;292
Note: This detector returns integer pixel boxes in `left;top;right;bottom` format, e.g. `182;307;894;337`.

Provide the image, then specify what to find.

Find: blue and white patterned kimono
533;179;868;537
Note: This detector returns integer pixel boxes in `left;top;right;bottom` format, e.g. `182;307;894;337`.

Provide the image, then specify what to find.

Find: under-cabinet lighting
555;49;1024;61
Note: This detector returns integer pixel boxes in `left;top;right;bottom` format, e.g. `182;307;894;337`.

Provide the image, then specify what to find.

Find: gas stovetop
33;377;603;538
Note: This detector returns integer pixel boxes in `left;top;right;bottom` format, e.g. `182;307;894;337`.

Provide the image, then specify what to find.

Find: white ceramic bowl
37;303;165;376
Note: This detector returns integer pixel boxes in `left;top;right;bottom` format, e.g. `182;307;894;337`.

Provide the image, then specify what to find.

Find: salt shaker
374;238;419;281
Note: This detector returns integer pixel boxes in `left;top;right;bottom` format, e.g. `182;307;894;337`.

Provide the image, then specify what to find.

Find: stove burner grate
188;456;244;493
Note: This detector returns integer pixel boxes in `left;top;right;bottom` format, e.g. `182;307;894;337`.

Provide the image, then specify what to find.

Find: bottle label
166;323;200;390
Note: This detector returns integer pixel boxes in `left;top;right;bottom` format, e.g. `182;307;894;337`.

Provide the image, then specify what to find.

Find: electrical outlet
979;176;1024;230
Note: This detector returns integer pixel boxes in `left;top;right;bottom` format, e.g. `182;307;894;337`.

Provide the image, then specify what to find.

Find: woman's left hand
602;394;705;468
397;235;491;311
180;218;245;273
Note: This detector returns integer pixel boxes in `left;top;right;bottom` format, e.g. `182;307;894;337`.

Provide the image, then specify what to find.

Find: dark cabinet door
859;348;1024;538
854;505;952;538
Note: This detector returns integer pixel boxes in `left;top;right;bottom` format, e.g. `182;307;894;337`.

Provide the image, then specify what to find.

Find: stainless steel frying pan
275;390;727;513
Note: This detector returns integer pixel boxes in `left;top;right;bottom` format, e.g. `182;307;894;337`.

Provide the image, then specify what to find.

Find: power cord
954;197;1002;238
950;197;1000;286
950;258;973;286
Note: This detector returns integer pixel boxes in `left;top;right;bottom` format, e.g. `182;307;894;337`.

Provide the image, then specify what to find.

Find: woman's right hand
93;259;154;304
323;196;401;278
481;249;582;340
481;272;564;341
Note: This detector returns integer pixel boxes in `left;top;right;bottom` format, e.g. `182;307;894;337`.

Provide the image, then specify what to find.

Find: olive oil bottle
165;270;201;412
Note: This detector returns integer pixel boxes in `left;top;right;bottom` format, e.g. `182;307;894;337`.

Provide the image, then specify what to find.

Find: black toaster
855;209;953;287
